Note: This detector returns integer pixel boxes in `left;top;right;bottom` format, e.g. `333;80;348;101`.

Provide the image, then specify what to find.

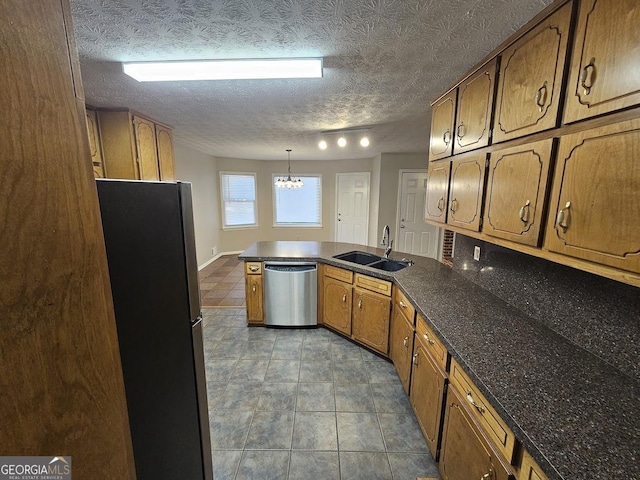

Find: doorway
335;172;370;245
396;170;442;258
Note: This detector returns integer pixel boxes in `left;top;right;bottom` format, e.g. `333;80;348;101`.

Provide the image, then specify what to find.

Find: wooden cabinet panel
545;118;640;272
389;306;414;394
85;108;105;178
454;59;498;154
352;288;391;355
564;0;640;123
439;387;514;480
448;155;487;232
425;162;451;224
246;274;264;324
155;124;176;181
354;273;392;296
483;139;554;246
494;3;572;142
410;335;447;460
323;277;352;335
430;91;457;161
416;314;448;372
324;264;354;283
518;449;548;480
449;359;517;463
98;111;139;179
393;287;415;326
133;115;160;181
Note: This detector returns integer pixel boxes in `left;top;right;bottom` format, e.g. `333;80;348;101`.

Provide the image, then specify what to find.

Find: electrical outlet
473;246;481;261
212;247;217;256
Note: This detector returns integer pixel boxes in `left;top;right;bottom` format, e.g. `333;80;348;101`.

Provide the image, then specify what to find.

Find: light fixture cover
337;137;347;147
360;136;370;147
123;58;323;82
318;140;327;150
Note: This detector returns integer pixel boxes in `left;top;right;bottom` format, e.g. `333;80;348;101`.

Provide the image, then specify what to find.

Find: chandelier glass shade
274;149;304;189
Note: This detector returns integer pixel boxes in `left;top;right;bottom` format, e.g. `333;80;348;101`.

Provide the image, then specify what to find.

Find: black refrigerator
97;179;213;480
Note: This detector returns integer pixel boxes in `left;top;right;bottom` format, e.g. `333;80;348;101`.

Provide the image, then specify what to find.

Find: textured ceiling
70;0;553;160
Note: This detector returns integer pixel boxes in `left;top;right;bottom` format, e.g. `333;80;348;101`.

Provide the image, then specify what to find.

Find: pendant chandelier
274;149;304;189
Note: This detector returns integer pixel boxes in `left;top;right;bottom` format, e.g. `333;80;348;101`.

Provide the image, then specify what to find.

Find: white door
397;171;441;258
336;173;370;245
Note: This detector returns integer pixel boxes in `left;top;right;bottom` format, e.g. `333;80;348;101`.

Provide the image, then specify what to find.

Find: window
220;172;257;228
273;175;322;227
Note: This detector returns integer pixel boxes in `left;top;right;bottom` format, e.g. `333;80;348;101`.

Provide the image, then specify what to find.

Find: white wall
173;144;220;268
215;156;375;252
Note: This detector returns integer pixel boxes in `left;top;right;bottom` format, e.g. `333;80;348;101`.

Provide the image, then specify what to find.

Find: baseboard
198;250;243;271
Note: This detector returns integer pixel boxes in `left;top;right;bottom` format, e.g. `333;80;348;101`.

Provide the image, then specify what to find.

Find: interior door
336;173;370;245
397;171;442;258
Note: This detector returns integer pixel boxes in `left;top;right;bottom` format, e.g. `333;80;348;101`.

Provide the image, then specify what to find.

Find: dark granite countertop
239;241;640;480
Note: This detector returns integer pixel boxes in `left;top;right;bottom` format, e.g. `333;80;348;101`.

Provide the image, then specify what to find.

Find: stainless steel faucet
381;225;393;258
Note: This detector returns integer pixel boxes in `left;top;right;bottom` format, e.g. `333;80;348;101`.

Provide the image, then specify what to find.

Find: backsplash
452;234;640;381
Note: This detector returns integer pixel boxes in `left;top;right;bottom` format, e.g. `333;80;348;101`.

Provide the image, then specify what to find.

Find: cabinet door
85;109;105;178
155;124;176;181
429;91;457;161
544;118;640;273
439;387;514;480
245;274;264;324
493;3;572;143
409;337;446;460
133;116;160;181
323;277;352;336
352;288;391;355
425;162;451;224
454;59;497;154
448;155;487;232
483;139;553;246
564;0;640;123
389;308;414;395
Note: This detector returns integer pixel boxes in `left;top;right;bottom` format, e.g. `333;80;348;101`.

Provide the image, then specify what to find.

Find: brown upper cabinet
483;139;554;247
493;2;573;143
85;108;106;178
425;162;451;224
544;118;640;273
454;59;498;154
447;155;487;232
96;109;176;181
564;0;640;123
429;91;457;161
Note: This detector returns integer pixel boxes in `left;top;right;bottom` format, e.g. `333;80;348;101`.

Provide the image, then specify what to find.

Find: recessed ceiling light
122;58;323;82
337;137;347;147
360;136;370;147
318;140;328;150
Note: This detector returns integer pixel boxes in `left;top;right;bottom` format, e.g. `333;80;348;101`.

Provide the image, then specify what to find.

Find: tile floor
200;255;245;308
202;308;440;480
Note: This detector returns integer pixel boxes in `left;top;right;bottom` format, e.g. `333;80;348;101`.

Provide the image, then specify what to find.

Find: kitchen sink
368;259;408;272
333;251;409;272
333;251;382;265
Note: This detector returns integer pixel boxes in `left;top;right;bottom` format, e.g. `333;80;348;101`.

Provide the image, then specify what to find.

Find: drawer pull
399;300;407;308
466;391;485;414
580;57;596;96
422;333;435;345
249;265;260;272
481;472;493;480
443;129;451;145
535;81;547;112
252;284;256;293
437;197;444;212
412;352;419;365
518;200;530;223
556;201;571;232
403;336;409;348
342;293;347;303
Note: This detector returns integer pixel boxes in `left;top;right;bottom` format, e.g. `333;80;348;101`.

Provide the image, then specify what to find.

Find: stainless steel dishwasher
264;262;317;326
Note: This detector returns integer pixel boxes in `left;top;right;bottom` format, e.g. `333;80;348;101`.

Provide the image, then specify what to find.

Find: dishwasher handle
264;264;317;273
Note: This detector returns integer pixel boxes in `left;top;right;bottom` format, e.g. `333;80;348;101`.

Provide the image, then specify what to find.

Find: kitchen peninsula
239;241;639;480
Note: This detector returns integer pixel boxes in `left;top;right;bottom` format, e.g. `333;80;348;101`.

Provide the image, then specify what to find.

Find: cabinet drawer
324;264;354;283
245;262;262;275
416;314;447;371
450;358;517;463
354;273;392;296
393;288;415;325
517;449;548;480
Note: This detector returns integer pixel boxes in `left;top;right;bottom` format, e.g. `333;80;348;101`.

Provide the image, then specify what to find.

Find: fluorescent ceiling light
122;58;323;82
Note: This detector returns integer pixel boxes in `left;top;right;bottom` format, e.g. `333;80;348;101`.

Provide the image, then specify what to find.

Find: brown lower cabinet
245;273;264;324
322;276;353;335
409;332;447;460
352;287;392;355
439;386;515;480
389;305;415;394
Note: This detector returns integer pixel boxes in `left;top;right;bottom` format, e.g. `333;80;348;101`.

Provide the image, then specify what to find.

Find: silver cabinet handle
403;336;409;348
412;353;419;365
556;201;571;232
358;298;362;309
422;333;435;345
342;293;347;303
519;200;531;223
535;81;548;112
466;391;485;414
449;198;458;213
580;57;596;96
437;197;444;212
443;129;451;145
456;123;465;139
252;284;256;293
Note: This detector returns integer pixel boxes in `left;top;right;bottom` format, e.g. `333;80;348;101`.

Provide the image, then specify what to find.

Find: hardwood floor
200;255;246;308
